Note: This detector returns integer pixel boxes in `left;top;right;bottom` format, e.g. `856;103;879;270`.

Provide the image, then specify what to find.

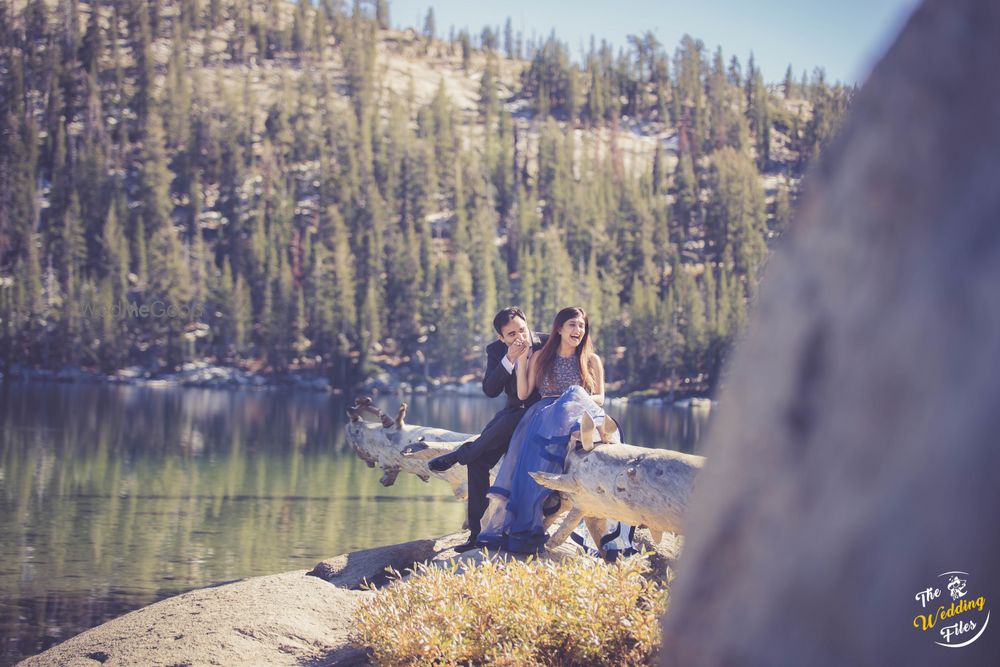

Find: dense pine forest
0;0;852;393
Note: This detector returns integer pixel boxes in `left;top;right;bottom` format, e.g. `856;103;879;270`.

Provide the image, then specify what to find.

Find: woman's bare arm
517;349;538;400
590;355;605;406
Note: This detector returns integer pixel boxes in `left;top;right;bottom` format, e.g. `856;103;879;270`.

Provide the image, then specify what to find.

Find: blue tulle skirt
477;385;606;554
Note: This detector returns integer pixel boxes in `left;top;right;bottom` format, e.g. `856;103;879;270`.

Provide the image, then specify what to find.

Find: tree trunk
530;443;704;539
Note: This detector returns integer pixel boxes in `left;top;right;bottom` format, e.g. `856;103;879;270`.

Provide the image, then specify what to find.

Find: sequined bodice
539;354;583;397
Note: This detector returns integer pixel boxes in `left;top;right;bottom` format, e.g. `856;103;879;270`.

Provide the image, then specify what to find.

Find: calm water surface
0;379;710;664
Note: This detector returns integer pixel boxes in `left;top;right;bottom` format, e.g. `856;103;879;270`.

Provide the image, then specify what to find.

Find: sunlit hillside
0;0;853;393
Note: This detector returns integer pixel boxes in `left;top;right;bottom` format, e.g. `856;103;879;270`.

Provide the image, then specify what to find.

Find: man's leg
452;409;523;549
455;408;521;465
466;444;506;542
429;407;519;472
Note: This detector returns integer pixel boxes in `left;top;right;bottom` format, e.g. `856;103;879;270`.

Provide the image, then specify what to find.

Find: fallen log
345;397;475;498
530;443;704;545
346;397;706;542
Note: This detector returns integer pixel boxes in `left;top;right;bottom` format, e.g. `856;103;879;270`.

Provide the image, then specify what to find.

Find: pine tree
292;284;310;357
423;8;435;45
703;262;718;340
292;0;311;55
774;179;793;234
0;274;17;368
783;64;796;99
139;111;174;233
80;0;103;75
147;218;192;369
49;188;86;322
478;55;500;122
374;0;390;30
130;0;155;124
232;268;251;355
503;17;514;59
459;30;471;72
673;149;698;239
95;275;120;371
705;147;767;277
748;67;771;168
312;3;328;56
132;215;149;289
208;258;236;360
23;233;46;352
1;69;39;261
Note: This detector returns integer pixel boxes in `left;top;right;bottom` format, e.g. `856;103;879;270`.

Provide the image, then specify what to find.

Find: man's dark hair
493;307;527;334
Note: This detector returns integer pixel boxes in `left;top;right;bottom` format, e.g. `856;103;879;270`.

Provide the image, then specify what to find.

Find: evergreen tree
503;17;514;59
292;0;311;55
130;0;155;124
80;0;103;75
774;179;793;234
423;8;435;44
748;67;771;168
138;111;174;233
0;3;846;386
783;64;796;99
232;268;252;355
374;0;390;30
673;149;698;239
208;257;236;360
705;147;767;278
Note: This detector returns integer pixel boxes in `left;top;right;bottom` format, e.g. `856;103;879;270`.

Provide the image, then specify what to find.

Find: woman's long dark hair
532;307;599;393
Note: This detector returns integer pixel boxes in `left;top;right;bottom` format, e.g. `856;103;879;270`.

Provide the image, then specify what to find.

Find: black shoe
428;449;462;472
453;537;479;552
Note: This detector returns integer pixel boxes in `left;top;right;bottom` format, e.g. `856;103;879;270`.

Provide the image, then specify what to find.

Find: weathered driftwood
345;397;475;498
659;1;1000;665
530;442;704;546
346;397;706;545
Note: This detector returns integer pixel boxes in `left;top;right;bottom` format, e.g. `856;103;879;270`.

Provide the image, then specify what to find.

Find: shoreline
0;361;715;405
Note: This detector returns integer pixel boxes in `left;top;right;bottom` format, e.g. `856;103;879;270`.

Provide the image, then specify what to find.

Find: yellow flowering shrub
352;553;668;666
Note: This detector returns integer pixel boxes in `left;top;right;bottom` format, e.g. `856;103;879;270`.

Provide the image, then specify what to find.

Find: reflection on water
0;381;711;664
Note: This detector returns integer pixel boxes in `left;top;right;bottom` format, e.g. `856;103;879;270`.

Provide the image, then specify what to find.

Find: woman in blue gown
476;306;610;554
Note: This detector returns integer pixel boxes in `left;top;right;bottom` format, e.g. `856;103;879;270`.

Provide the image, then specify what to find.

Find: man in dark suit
428;307;547;551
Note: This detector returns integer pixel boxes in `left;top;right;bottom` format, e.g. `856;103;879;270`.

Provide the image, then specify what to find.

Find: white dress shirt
501;354;516;374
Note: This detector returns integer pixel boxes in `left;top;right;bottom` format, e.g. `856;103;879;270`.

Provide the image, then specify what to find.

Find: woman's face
559;316;587;348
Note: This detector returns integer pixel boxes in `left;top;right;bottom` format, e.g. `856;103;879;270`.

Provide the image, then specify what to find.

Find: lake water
0;379;711;664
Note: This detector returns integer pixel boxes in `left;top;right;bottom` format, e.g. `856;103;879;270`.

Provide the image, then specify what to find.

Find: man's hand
507;337;530;364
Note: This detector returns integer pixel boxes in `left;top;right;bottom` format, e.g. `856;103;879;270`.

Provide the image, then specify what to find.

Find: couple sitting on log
429;306;636;556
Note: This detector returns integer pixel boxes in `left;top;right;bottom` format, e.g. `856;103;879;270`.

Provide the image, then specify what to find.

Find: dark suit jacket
482;332;548;411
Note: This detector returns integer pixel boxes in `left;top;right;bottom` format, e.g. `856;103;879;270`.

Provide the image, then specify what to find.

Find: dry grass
353;552;668;666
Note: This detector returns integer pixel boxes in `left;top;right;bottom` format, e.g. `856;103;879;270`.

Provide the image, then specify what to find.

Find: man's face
498;316;528;348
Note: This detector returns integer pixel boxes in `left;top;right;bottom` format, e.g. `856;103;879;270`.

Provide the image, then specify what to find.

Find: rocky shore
19;531;680;666
0;362;715;407
0;361;334;392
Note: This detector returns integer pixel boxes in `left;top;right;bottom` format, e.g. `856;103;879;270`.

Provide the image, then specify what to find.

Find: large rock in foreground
19;533;479;666
20;571;370;667
660;0;1000;664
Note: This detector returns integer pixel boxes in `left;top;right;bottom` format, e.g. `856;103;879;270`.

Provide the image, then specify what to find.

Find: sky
387;0;923;85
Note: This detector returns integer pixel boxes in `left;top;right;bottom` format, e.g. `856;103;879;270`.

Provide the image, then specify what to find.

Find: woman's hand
507;338;530;364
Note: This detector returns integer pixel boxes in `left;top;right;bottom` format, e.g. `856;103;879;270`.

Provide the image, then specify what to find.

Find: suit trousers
456;406;525;538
